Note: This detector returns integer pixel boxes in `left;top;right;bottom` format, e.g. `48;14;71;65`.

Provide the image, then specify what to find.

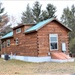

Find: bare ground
0;58;75;75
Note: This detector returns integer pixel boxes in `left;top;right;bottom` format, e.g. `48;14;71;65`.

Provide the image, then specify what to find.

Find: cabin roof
25;18;72;34
1;32;13;40
13;23;36;29
1;18;72;39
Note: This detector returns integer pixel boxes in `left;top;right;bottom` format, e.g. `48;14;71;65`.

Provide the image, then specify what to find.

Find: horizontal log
38;53;48;56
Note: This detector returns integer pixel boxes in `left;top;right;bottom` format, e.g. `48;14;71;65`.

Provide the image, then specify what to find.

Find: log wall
1;21;69;57
37;20;69;56
1;25;38;56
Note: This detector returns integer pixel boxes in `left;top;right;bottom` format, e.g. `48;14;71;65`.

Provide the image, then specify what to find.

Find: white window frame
49;34;58;50
16;28;21;33
16;38;19;45
7;40;10;47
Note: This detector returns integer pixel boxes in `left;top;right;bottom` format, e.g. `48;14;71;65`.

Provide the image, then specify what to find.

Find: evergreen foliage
21;1;56;23
21;4;34;23
61;5;75;53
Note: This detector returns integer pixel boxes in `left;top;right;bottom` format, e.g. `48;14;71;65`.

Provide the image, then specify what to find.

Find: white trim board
50;59;74;63
1;54;51;62
1;54;74;63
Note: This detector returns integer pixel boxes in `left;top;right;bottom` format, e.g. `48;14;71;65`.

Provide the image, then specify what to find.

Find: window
16;38;19;45
16;28;21;33
2;42;5;48
7;40;10;47
50;34;58;50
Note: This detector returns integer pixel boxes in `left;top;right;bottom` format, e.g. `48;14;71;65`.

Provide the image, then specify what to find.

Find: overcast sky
1;0;75;24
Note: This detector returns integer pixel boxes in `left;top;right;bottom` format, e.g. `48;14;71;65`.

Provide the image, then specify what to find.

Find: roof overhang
13;23;36;30
24;30;36;34
1;36;13;40
54;19;72;31
24;18;72;34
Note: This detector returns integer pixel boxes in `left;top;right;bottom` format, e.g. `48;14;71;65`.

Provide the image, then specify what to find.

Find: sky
1;0;75;24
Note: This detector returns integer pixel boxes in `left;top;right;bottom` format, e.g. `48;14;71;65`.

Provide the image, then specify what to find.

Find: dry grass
0;58;75;75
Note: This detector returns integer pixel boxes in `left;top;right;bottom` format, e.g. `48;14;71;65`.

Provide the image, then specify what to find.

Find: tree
71;5;75;15
0;3;9;26
69;38;75;53
40;4;56;21
32;1;42;23
22;1;57;23
61;5;75;39
10;15;19;27
40;10;48;21
46;4;56;18
0;2;4;22
21;4;34;24
0;2;11;35
61;5;75;53
61;7;71;26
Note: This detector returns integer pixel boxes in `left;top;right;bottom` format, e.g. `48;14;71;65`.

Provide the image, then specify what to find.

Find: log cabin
1;18;74;62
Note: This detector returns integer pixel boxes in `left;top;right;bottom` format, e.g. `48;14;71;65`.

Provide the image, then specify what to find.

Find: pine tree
46;4;56;18
61;5;75;39
21;4;34;24
40;10;48;21
32;1;42;23
61;5;75;53
61;7;71;26
40;4;56;21
22;1;56;23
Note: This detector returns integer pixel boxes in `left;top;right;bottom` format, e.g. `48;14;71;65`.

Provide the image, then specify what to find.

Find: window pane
7;40;10;43
16;38;19;45
50;34;58;50
7;40;10;47
7;43;10;47
51;43;57;49
50;37;57;42
16;28;21;33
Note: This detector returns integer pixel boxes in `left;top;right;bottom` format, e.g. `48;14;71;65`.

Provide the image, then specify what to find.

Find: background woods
61;5;75;53
21;1;56;23
0;2;12;36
